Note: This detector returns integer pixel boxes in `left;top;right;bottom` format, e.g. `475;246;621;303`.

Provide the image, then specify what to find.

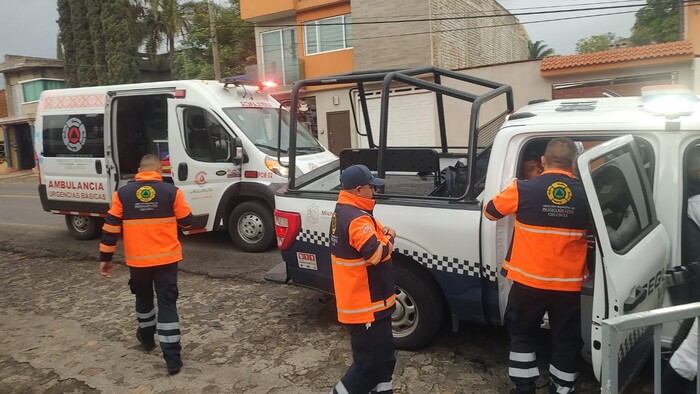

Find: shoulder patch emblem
331;212;337;235
362;225;373;233
136;186;156;203
546;181;572;205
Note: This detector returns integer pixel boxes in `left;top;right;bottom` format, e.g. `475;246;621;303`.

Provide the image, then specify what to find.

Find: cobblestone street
0;249;519;393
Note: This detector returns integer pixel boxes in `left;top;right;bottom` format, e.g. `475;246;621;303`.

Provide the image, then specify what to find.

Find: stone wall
429;0;529;69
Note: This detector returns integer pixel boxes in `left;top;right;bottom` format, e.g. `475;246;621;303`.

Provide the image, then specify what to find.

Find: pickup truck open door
578;135;670;390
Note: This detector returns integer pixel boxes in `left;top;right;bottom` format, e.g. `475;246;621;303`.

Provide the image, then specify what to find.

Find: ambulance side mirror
232;137;244;165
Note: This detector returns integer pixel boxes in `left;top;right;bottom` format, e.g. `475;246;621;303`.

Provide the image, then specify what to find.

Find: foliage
139;0;188;70
57;0;140;86
69;0;97;86
57;0;78;86
575;32;618;54
57;0;255;85
527;40;555;59
172;1;255;80
630;0;680;45
100;0;141;84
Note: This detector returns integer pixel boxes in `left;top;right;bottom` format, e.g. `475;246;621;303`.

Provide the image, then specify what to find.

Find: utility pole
208;1;221;80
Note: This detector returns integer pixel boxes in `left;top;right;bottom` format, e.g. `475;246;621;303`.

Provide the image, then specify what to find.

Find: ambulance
34;79;336;252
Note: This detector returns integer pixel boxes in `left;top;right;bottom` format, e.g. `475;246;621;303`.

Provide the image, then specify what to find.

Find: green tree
101;0;140;84
57;0;78;87
139;0;188;70
575;32;618;54
87;0;106;85
528;40;555;59
58;0;141;86
69;0;98;86
172;1;255;80
630;0;680;45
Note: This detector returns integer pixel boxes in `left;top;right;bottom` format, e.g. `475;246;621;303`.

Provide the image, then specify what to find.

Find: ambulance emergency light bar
220;76;278;90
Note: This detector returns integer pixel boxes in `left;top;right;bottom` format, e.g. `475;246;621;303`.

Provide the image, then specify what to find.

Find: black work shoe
136;330;156;351
167;359;183;375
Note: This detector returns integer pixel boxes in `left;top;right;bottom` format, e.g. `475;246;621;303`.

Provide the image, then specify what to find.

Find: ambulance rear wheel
392;260;444;350
229;201;275;253
65;215;101;240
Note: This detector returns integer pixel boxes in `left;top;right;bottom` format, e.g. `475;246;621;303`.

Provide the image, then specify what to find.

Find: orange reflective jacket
99;171;193;267
330;191;395;324
484;170;590;291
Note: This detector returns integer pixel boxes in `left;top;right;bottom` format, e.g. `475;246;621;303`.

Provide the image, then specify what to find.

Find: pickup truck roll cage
284;66;513;201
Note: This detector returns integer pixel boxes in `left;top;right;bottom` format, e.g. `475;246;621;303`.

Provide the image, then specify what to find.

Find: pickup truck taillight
274;209;301;251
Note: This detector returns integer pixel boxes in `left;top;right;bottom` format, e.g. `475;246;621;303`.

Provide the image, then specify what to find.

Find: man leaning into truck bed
484;138;590;394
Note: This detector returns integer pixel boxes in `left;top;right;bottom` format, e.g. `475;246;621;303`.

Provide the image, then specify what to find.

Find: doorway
326;110;351;156
16;124;34;169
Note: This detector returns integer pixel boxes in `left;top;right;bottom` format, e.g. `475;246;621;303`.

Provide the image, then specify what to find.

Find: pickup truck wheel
65;215;102;240
228;201;275;253
392;261;444;350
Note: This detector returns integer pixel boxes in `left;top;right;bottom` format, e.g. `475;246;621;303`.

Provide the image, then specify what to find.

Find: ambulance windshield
224;107;322;155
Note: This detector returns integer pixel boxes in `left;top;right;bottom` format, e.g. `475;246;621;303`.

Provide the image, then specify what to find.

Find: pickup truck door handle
95;160;102;174
178;163;188;181
623;286;648;312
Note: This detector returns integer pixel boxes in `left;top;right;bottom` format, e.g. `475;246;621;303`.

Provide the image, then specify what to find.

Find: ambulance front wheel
65;215;102;240
228;201;275;253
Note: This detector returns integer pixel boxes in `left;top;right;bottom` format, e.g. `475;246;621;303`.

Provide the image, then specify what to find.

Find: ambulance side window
182;107;232;163
591;145;655;253
42;114;104;158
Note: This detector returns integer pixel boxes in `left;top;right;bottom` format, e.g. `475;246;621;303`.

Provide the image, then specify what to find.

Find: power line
252;1;651;28
350;0;645;20
234;9;640;53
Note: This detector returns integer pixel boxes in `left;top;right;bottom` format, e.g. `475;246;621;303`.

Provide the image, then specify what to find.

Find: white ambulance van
34;79;336;252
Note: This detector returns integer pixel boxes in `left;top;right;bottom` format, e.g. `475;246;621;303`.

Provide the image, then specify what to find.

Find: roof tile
541;41;694;71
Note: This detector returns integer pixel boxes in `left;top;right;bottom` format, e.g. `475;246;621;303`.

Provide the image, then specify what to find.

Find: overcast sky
0;0;641;89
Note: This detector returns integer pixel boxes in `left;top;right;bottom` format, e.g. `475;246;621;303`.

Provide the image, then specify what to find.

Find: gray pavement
0;248;515;393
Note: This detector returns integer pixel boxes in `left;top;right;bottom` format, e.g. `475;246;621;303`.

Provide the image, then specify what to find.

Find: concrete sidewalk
0;169;38;183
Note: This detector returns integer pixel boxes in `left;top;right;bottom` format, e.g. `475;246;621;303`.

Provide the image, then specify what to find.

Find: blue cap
341;164;385;190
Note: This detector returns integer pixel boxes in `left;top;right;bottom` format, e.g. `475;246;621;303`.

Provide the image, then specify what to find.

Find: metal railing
601;302;700;394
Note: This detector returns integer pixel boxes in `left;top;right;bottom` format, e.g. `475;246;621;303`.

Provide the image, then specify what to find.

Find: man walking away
330;164;397;394
98;154;193;375
484;138;590;394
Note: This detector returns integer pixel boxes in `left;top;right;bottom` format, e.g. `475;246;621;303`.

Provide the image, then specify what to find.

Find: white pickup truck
272;67;700;390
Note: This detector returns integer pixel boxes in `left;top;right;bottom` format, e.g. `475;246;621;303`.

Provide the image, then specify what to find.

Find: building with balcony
0;55;65;172
241;0;529;154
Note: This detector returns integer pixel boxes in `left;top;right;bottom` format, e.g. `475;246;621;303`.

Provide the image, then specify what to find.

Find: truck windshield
224;107;323;155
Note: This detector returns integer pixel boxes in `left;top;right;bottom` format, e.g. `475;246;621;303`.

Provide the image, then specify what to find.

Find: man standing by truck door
330;164;397;394
484;138;590;394
98;154;193;375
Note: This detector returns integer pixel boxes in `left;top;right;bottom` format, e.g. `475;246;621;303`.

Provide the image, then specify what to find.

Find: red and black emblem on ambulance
62;117;87;152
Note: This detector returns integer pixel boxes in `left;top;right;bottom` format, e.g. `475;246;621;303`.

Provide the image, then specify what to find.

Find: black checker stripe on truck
295;229;497;281
297;229;330;247
617;326;647;361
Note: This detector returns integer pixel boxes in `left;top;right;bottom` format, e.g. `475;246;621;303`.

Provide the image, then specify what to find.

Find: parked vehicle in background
34;78;336;252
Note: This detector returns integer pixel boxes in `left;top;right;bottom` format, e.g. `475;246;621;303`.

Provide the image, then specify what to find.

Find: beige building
0;55;65;172
241;0;529;154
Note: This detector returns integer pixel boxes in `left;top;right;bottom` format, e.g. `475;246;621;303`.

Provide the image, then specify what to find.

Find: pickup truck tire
392;260;444;350
228;201;275;253
65;215;102;240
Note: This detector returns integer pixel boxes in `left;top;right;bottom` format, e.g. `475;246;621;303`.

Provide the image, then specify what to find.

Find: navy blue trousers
332;316;396;394
129;262;181;366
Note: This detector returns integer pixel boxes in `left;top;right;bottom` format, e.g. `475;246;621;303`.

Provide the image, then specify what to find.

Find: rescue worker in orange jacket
98;154;193;375
484;138;589;394
330;164;397;394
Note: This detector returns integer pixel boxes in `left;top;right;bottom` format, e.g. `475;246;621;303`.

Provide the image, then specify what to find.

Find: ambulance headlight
265;157;289;177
